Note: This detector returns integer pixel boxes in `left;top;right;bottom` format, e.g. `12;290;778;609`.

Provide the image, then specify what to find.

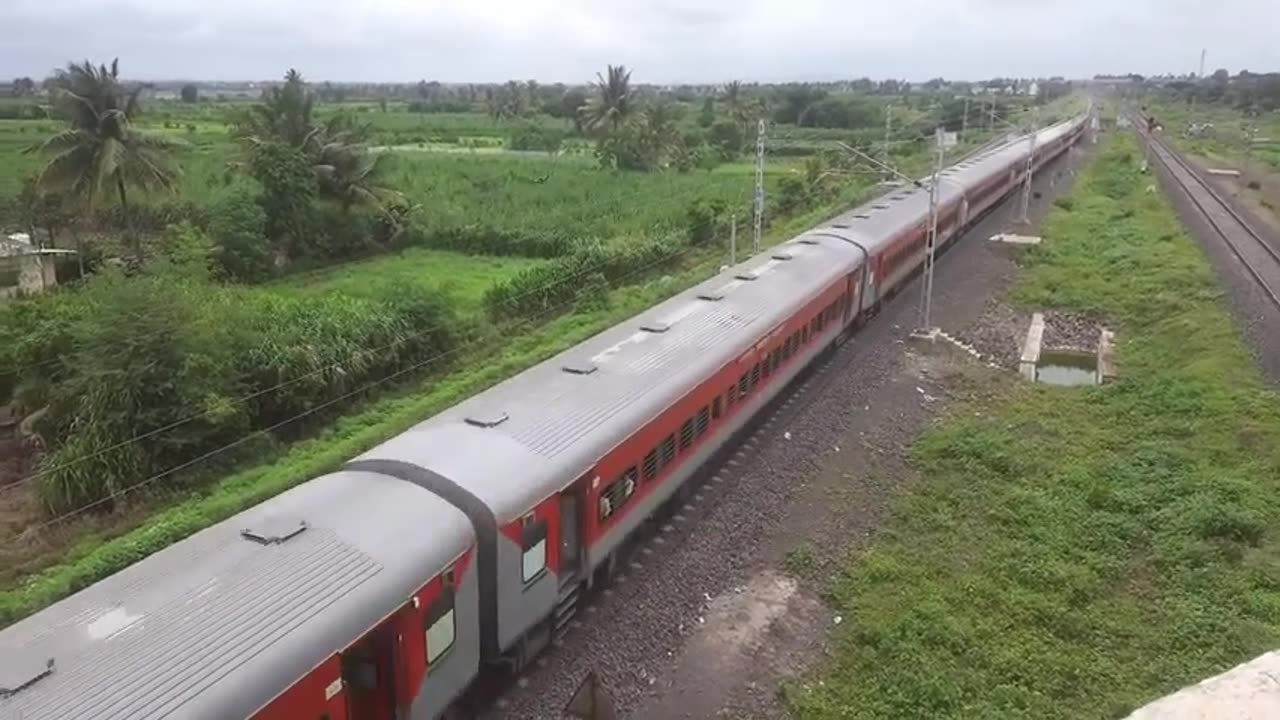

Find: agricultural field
1147;100;1280;171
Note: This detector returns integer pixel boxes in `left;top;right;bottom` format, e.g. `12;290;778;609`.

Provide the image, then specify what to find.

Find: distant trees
11;77;37;96
180;83;198;103
25;59;183;266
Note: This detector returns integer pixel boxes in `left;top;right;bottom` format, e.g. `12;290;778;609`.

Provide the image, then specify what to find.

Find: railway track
1140;126;1280;309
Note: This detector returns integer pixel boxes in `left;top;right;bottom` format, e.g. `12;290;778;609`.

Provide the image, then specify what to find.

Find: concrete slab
1124;650;1280;720
1206;168;1242;177
990;233;1043;245
1097;329;1118;384
1019;313;1045;381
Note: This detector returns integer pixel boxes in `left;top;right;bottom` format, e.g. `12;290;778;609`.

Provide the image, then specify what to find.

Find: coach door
558;474;590;584
342;620;400;720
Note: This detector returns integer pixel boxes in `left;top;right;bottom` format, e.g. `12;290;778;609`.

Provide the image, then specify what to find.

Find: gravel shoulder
485;141;1097;720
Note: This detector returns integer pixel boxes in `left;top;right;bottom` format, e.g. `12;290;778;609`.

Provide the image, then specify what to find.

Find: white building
0;233;77;300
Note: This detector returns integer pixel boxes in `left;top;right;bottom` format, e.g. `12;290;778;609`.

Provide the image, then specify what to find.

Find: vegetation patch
786;135;1280;718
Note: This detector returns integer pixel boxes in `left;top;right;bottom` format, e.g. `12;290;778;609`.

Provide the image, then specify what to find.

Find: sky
4;0;1278;85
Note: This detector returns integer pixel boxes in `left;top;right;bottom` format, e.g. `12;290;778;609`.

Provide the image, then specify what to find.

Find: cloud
3;0;1277;83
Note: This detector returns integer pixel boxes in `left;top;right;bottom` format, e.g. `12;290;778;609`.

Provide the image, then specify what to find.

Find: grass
785;134;1280;719
1147;100;1280;171
273;248;546;313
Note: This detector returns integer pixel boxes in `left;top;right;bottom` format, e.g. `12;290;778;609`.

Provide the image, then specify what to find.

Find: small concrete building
0;233;77;300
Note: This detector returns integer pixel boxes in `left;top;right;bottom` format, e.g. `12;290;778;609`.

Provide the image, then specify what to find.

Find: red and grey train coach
0;114;1087;720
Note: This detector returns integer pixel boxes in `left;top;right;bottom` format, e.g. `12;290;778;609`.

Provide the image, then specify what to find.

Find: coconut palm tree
312;119;401;214
581;64;635;134
640;101;683;166
25;59;182;267
231;69;317;149
722;80;749;132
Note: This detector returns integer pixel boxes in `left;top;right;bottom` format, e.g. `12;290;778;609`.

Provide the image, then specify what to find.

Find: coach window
696;407;710;438
424;578;456;666
750;363;761;391
660;434;677;469
727;384;737;406
712;395;723;420
738;372;749;397
762;352;773;379
521;513;548;583
643;448;660;483
679;417;696;452
802;326;809;344
599;466;638;521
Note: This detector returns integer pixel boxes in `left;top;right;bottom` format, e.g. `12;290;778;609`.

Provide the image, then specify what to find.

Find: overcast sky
5;0;1278;85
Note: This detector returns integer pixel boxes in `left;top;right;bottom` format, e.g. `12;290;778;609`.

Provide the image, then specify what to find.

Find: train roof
0;471;474;720
821;116;1086;253
359;231;867;522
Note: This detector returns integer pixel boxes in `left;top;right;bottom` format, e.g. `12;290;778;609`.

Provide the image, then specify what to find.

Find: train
0;111;1088;720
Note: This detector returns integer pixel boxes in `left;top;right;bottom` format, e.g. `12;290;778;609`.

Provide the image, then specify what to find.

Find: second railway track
1141;126;1280;309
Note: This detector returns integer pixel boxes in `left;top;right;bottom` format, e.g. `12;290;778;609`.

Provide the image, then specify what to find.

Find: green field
786;135;1280;718
276;249;547;313
1145;100;1280;171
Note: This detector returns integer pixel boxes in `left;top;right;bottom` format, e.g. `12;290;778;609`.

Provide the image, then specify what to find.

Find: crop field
276;248;547;313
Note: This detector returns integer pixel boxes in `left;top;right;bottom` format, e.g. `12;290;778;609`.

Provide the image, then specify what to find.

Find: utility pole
919;127;947;332
961;96;970;142
730;215;737;265
882;106;893;180
752;119;766;254
1017;107;1039;224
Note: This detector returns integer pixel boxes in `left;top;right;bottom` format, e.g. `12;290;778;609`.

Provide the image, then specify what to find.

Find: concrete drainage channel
1019;312;1117;386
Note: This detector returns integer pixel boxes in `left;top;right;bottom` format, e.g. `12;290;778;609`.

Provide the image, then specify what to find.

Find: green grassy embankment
787;134;1280;718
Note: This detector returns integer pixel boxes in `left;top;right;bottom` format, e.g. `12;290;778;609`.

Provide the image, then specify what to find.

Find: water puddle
1036;350;1098;386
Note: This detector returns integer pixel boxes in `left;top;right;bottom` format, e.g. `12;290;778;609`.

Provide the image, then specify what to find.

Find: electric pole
730;215;737;265
961;96;970;142
1017;107;1039;224
882;106;893;180
753;119;766;254
920;127;946;332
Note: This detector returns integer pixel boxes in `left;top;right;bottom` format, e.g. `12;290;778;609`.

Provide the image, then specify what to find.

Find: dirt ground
607;143;1101;720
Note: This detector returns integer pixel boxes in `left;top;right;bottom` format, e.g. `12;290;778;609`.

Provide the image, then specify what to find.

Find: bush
28;268;459;517
686;198;730;246
409;224;575;259
209;189;274;283
508;122;566;153
483;239;680;320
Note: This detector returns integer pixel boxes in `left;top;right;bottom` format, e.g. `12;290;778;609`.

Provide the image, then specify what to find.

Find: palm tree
640;101;683;167
722;80;749;132
25;59;182;267
231;69;316;149
312;117;401;213
581;64;635;134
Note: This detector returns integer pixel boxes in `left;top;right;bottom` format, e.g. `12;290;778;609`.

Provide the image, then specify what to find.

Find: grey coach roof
360;232;868;522
0;471;474;720
820;116;1085;257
